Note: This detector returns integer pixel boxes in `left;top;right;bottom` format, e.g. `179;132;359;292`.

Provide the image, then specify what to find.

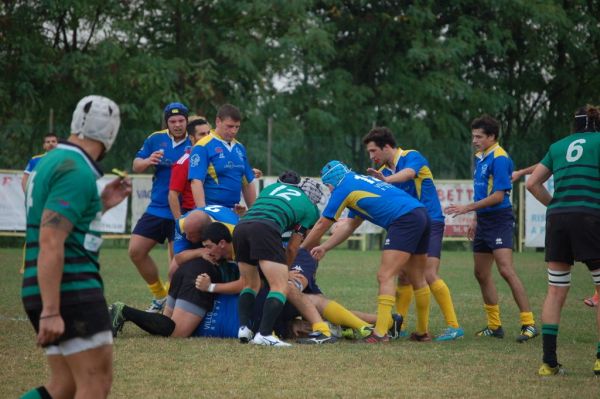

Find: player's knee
497;266;516;281
128;244;147;262
473;269;488;283
548;268;571;287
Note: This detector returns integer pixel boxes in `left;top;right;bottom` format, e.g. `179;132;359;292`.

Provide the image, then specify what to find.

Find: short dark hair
278;170;301;185
573;105;600;133
202;222;232;244
44;133;58;139
216;104;241;122
362;127;397;149
186;118;208;135
470;114;500;140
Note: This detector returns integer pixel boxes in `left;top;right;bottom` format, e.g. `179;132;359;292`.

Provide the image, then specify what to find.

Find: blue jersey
173;205;239;255
188;132;255;208
378;148;444;222
23;153;46;174
135;130;191;219
473;143;513;214
322;172;424;229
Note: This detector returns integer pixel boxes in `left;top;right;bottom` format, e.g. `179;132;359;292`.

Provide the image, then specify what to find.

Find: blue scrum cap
320;160;350;187
164;102;189;122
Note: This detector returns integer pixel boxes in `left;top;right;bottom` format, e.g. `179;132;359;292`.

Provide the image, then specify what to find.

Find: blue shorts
193;294;239;338
473;208;514;253
384;207;430;254
427;220;445;259
290;248;322;295
132;212;175;243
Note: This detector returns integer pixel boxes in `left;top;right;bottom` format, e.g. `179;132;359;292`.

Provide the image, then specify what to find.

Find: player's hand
288;270;307;292
310;245;327;261
252;168;263;179
101;177;132;212
234;204;247;216
467;220;477;241
444;204;468;217
195;273;212;291
366;168;385;181
37;314;64;346
148;150;164;166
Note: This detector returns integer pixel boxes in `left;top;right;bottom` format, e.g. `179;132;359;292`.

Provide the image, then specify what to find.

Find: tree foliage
1;0;599;178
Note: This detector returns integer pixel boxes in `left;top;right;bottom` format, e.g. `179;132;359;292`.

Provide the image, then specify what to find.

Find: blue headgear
320;160;350;187
164;102;189;122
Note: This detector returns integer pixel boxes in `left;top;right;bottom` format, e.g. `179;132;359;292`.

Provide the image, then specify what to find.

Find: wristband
208;283;216;293
39;314;60;320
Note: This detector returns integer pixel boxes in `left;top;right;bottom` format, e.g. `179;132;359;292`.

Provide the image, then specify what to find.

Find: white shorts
45;330;113;356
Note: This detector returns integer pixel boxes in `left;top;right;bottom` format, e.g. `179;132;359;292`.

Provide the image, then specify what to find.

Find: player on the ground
446;114;538;342
128;102;192;313
363;127;463;341
111;222;243;339
302;161;431;343
526;105;600;376
21;95;130;399
22;133;59;191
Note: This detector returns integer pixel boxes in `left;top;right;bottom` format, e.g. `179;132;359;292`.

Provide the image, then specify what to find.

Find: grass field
1;246;599;398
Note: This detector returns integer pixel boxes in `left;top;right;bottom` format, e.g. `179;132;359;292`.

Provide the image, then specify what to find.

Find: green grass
1;247;599;398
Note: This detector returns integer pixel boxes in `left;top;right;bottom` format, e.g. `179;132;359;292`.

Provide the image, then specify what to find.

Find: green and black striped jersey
22;142;105;310
540;132;600;215
241;182;319;234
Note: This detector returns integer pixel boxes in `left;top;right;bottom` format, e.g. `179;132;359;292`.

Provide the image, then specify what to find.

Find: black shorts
132;212;175;243
167;258;220;314
26;300;111;346
233;220;286;266
545;212;600;264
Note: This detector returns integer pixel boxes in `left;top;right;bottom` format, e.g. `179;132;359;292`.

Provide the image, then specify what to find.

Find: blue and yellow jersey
135;129;191;219
378;148;444;222
173;205;239;254
473;143;513;214
23;153;46;174
188;132;255;208
322;172;424;229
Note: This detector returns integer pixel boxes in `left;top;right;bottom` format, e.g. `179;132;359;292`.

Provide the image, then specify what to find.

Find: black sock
238;289;257;327
542;324;559;367
258;294;286;336
122;305;175;337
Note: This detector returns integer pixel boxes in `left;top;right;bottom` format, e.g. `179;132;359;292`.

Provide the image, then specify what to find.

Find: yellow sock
164;281;170;293
484;304;501;329
312;321;331;337
414;286;431;335
519;311;535;326
375;295;395;337
323;301;370;330
395;284;413;331
148;279;168;299
430;279;459;328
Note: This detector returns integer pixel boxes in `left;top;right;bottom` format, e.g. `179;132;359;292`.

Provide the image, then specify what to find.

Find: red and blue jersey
135;129;191;219
322;172;424;229
473;143;513;214
378;148;444;222
23;153;46;175
173;205;239;254
188;132;255;208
